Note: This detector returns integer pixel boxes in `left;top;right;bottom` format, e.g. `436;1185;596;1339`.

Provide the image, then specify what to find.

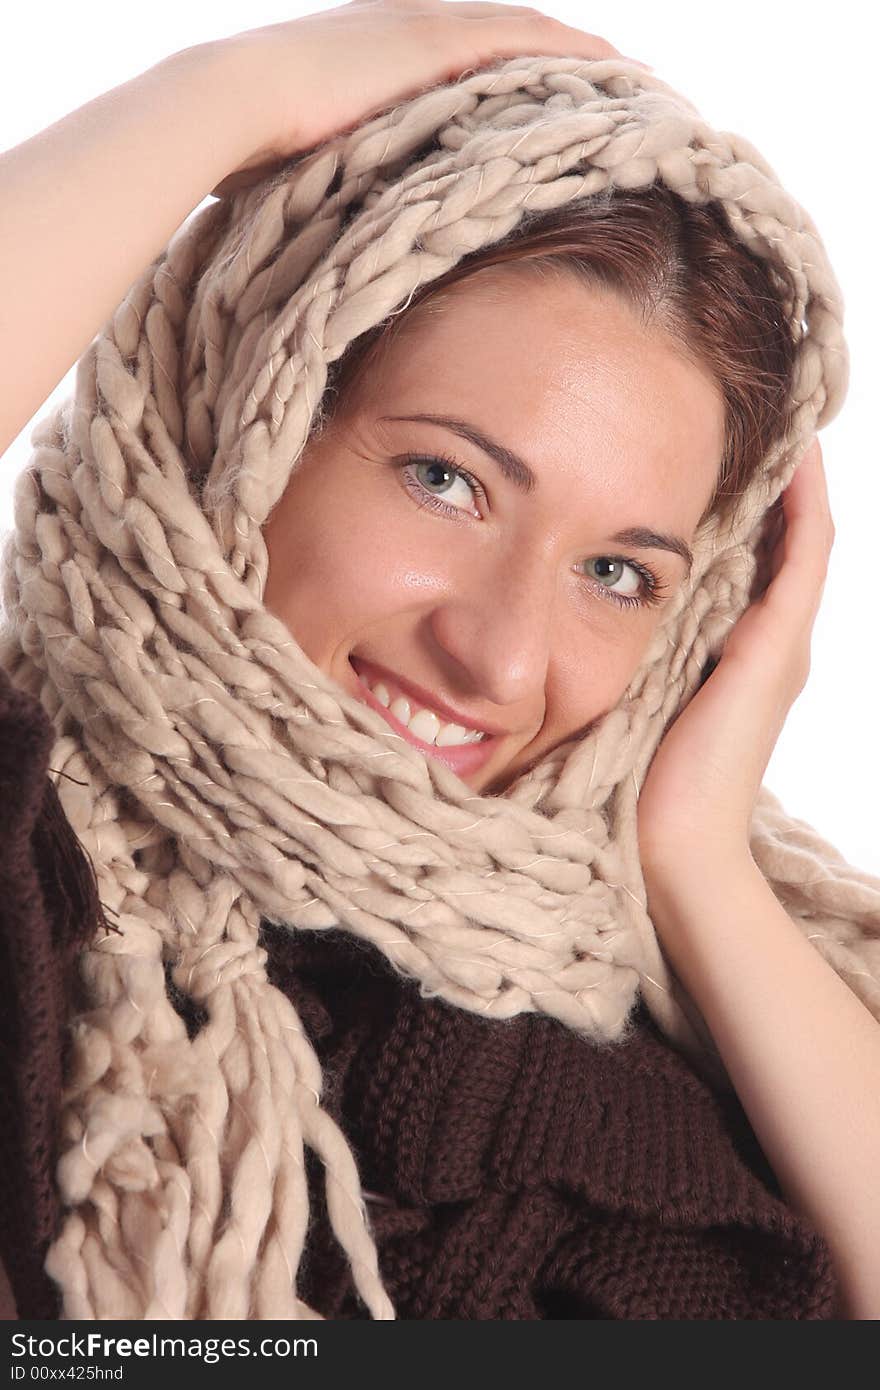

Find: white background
2;1;877;873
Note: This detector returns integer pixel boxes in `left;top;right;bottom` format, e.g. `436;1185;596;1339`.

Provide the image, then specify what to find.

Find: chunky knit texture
0;55;878;1320
0;666;839;1319
271;925;839;1320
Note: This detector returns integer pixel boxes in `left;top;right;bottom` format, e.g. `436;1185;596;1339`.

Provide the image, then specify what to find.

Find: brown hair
317;180;799;536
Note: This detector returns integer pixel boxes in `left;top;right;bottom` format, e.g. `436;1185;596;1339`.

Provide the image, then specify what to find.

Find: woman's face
262;266;724;795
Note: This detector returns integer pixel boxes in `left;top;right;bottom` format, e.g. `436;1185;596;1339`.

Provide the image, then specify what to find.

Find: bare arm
0;3;647;462
0;41;262;458
0;4;649;463
644;851;880;1320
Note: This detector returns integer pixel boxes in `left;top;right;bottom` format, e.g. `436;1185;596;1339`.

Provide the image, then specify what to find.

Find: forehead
347;265;725;529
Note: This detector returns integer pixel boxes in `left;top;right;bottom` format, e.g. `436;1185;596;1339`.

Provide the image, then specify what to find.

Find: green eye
397;452;667;612
398;452;485;519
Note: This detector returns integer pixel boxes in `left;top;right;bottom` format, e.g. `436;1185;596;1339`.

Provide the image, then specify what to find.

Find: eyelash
395;451;669;611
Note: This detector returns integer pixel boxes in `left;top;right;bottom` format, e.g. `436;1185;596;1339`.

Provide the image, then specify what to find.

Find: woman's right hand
208;0;652;197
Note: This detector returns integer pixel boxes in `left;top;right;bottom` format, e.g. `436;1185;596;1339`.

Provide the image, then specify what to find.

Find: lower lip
349;659;502;777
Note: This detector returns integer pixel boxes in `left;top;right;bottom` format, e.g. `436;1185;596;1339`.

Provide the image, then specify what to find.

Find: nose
427;545;556;714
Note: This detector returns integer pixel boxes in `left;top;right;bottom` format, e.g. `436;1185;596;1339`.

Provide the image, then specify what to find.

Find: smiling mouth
348;656;505;773
349;656;495;744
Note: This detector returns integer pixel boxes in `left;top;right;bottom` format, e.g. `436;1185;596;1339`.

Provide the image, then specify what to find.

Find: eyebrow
379;411;694;575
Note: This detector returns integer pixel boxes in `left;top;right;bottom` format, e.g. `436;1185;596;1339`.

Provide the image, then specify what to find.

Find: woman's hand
207;0;653;198
636;435;834;876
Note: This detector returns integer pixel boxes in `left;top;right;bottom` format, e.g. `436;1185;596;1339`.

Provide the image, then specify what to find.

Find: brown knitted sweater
0;666;840;1320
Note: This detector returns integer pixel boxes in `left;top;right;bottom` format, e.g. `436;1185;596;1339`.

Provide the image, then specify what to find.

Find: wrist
640;839;759;902
640;848;768;969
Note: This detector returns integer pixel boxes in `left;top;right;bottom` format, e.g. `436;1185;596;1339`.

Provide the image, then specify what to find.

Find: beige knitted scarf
2;55;879;1321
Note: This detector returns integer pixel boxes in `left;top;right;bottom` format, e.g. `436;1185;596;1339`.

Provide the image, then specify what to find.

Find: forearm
0;39;264;457
643;850;880;1319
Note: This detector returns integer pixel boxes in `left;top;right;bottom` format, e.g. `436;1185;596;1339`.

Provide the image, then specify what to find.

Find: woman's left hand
636;435;834;875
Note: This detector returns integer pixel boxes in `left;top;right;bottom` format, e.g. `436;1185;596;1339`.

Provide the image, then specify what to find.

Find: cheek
264;516;369;639
263;478;459;639
551;620;659;733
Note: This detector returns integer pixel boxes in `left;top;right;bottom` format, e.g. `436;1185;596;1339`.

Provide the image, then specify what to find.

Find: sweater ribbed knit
260;925;838;1319
0;668;840;1320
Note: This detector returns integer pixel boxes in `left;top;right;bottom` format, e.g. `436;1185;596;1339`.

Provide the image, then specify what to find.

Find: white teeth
408;707;441;743
389;696;411;725
367;680;485;745
436;720;479;747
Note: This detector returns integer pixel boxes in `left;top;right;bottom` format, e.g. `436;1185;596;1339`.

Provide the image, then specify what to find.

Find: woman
1;1;879;1321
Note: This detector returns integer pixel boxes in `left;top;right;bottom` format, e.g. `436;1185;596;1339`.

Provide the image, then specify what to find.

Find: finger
764;439;833;625
764;443;820;585
783;436;834;550
443;5;654;68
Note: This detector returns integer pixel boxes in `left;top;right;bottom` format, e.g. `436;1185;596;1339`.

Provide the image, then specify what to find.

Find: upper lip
350;656;507;737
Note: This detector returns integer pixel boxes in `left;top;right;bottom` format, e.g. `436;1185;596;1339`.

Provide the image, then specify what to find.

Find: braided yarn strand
1;56;877;1320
